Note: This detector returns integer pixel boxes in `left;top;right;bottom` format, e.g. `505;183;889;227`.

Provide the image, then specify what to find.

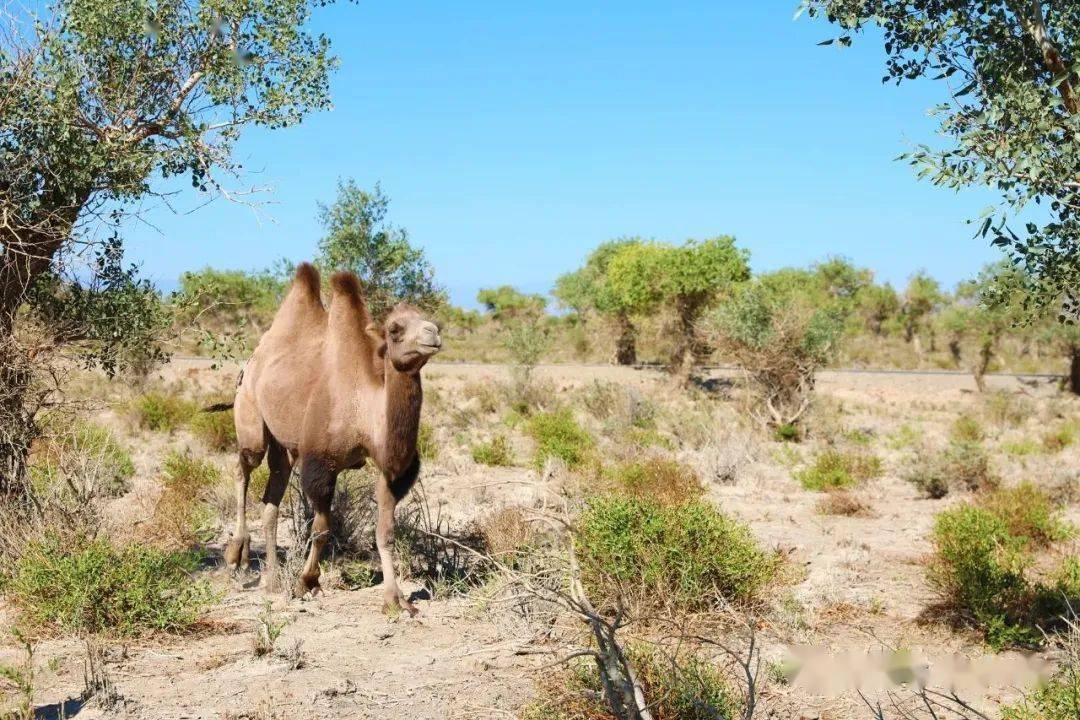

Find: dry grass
815;491;873;517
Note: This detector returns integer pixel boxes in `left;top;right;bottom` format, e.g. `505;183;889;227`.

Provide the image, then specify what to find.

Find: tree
802;1;1080;316
607;237;750;375
313;180;445;320
953;262;1029;392
858;283;901;336
1;0;343;491
476;286;547;323
553;238;643;365
707;279;845;432
1039;312;1080;394
900;271;944;358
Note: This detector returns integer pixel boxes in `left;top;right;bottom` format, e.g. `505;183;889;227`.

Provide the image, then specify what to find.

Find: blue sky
123;2;1003;308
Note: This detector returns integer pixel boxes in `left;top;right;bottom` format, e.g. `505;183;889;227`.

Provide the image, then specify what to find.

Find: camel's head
380;303;442;372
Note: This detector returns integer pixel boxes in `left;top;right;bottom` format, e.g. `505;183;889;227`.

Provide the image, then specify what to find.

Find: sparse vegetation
576;494;779;613
815;491;871;517
4;532;213;636
526;409;595;470
188;408;237;452
29;421;134;498
252;601;287;658
604;457;703;506
906;442;998;498
151;452;222;548
471;435;514;466
521;645;739;720
795;449;882;491
128;393;197;432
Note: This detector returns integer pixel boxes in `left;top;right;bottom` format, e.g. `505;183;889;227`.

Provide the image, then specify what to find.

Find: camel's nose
421;321;442;351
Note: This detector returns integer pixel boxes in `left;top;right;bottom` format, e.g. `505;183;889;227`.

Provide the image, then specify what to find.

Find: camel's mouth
417;342;442;354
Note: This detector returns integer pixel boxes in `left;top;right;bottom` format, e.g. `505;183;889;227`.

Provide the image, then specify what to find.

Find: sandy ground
1;360;1075;719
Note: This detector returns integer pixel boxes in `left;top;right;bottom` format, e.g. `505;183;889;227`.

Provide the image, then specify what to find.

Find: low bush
521;644;739;720
576;494;778;613
982;391;1031;428
477;506;535;560
977;483;1070;547
1042;422;1077;453
815;491;871;517
188;409;236;452
128;392;197;432
4;532;213;636
927;484;1075;648
1002;438;1040;457
950;414;986;443
151;452;222;548
795;449;882;492
604;457;703;506
29;421;134;498
471;435;514;466
527;409;594;470
906;442;997;498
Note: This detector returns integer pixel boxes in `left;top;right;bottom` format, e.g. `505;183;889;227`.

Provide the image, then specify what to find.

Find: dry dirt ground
1;360;1077;720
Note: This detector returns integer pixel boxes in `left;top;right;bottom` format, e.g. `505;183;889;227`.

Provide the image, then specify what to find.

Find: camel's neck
378;365;423;477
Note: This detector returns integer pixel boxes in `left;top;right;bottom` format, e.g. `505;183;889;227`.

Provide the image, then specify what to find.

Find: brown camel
222;262;442;614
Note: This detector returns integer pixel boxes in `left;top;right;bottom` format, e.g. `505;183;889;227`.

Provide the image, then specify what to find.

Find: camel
221;262;442;614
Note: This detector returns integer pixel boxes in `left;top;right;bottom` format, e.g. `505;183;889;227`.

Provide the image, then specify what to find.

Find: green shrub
795;449;882;491
4;532;213;636
129;393;196;432
1042;422;1077;453
950;414;985;443
527;409;594;470
928;505;1035;648
1002;438;1040;457
605;457;703;506
977;483;1070;547
521;644;739;720
152;452;222;548
774;423;800;442
928;486;1075;649
471;435;513;466
30;421;134;497
576;494;778;613
188;409;236;452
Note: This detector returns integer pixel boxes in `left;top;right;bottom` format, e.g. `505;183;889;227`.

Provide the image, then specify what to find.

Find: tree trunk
613;313;636;366
0;188;89;496
948;338;962;368
1070;346;1080;396
668;297;699;380
973;342;993;393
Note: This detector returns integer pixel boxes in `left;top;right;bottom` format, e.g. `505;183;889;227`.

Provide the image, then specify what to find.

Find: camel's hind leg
225;449;263;570
259;437;292;593
294;455;337;598
226;380;266;571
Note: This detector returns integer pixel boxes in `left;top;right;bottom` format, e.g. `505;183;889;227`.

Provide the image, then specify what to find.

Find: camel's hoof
224;536;250;571
292;575;321;599
383;596;419;618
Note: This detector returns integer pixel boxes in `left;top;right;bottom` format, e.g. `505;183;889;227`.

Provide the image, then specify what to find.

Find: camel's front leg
376;477;418;616
294;456;336;598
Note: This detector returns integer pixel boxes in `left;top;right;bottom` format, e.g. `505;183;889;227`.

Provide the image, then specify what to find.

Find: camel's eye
387;320;405;341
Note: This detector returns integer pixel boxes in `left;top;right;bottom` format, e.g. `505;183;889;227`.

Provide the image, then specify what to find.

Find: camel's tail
202;402;234;413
